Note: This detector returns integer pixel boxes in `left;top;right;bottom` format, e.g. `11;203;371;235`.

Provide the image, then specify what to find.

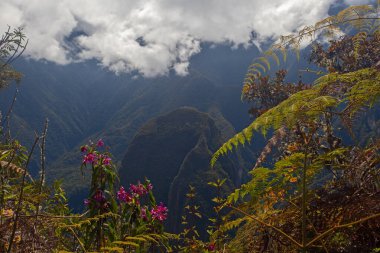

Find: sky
0;0;374;77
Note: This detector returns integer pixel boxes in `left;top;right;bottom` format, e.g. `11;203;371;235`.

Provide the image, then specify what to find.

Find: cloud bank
0;0;373;77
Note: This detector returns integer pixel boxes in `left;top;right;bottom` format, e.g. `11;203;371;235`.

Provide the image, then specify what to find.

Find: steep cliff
119;107;247;233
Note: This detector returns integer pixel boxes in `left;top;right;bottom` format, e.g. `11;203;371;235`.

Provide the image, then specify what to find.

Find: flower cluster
117;181;168;222
129;182;152;196
83;152;97;164
84;189;109;210
151;202;168;222
93;190;106;202
117;181;151;203
80;139;112;166
116;186;133;203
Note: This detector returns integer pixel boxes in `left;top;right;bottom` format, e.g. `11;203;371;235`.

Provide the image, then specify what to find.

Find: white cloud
0;0;352;77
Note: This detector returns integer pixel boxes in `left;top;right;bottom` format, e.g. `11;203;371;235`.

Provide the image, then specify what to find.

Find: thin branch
20;211;89;219
4;39;28;67
278;17;380;49
228;204;302;248
306;212;380;247
37;119;48;197
287;200;329;253
0;26;11;47
32;119;49;250
301;138;310;252
68;227;87;253
2;88;18;143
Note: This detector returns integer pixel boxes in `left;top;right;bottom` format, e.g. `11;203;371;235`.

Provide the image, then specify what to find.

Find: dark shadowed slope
119;107;251;233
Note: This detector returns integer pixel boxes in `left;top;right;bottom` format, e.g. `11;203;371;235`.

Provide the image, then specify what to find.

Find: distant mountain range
1;42;378;233
0;44;263;206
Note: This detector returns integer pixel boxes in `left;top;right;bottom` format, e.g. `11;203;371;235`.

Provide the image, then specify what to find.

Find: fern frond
257;57;271;70
264;50;280;66
112;241;140;248
212;67;379;165
352;32;368;59
58;212;119;229
280;47;287;62
123;236;147;242
101;246;124;252
219;217;249;232
249;62;266;73
0;160;25;175
243;3;379;90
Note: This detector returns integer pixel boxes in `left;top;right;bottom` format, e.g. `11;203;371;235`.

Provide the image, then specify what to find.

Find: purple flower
130;183;148;196
103;156;111;165
97;139;104;147
147;183;153;191
84;199;90;206
93;190;106;203
207;243;215;251
151;202;168;222
83;153;97;164
80;145;88;153
117;186;132;203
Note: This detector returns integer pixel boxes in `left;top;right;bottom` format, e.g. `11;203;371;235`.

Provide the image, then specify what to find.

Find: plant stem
2;89;18;143
228;204;302;248
68;227;87;253
32;119;48;251
301;131;312;253
7;136;39;253
306;212;380;247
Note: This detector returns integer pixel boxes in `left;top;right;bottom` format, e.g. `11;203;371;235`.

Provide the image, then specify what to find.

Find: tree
212;4;380;252
0;26;27;89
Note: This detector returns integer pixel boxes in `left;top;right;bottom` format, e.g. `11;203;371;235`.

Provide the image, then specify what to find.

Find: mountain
0;44;265;207
43;71;258;201
119;107;250;233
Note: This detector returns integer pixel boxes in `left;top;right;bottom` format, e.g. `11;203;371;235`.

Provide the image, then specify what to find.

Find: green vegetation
0;26;27;89
1;3;380;252
210;3;380;253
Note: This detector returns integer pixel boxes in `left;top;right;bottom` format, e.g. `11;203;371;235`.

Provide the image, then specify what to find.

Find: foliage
243;3;379;81
1;3;380;253
0;26;27;89
56;140;172;252
0;27;173;251
0;124;69;252
175;182;228;253
0;135;171;252
211;3;380;253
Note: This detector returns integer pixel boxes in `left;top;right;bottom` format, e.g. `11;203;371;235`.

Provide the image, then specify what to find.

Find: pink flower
103;156;111;165
207;243;215;251
84;199;90;206
130;183;148;196
83;153;97;164
147;183;153;191
93;190;106;203
151;202;168;222
117;186;132;203
80;145;88;153
97;139;104;147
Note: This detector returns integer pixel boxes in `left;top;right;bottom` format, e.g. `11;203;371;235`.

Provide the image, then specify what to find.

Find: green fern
212;67;380;167
244;4;379;83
